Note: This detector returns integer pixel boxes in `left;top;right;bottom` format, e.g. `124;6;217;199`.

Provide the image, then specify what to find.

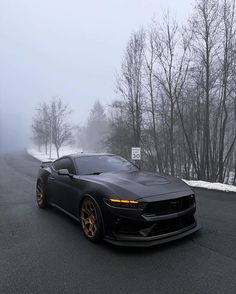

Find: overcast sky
0;0;194;152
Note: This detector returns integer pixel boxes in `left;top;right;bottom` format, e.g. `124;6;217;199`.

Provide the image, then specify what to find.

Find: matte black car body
37;153;200;247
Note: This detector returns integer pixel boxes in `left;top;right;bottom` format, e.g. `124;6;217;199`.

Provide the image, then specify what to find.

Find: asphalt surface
0;151;236;294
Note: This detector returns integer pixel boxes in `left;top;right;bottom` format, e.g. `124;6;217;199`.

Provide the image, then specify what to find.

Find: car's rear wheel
80;196;103;242
36;181;48;209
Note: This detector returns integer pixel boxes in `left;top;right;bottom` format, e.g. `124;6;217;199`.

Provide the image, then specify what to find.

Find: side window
53;159;64;171
53;158;76;174
63;158;76;174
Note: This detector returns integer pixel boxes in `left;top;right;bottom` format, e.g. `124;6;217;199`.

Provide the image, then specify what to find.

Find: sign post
131;147;141;168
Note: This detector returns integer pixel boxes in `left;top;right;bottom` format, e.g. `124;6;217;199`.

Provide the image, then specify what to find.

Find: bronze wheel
80;197;103;242
36;181;48;208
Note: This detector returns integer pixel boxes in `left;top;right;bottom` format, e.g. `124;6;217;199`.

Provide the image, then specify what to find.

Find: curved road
0;151;236;294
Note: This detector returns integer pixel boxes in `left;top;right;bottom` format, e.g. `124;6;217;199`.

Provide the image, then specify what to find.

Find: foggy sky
0;0;193;152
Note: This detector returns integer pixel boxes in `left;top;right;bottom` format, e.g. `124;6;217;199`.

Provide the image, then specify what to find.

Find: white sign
132;147;141;160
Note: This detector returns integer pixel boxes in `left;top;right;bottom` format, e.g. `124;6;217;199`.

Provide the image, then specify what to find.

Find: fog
0;0;193;153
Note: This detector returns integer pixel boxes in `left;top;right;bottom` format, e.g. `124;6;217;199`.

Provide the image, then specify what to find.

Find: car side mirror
58;169;70;176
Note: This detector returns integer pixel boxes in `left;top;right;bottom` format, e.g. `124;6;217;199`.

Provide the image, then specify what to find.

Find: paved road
0;151;236;294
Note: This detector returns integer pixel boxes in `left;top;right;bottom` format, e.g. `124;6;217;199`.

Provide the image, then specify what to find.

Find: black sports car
36;153;200;247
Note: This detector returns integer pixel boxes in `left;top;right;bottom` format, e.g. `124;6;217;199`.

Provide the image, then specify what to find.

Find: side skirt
48;202;80;223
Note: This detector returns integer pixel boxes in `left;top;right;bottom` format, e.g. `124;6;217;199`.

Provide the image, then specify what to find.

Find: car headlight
105;198;139;208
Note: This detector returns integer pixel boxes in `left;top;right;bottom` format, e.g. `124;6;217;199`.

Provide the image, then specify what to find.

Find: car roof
69;152;115;159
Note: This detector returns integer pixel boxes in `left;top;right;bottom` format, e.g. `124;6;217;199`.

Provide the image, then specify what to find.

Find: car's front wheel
80;196;103;242
36;181;48;209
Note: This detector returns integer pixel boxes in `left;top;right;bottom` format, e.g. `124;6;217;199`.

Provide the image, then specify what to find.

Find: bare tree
143;23;163;172
32;98;73;158
32;103;50;154
117;29;145;147
153;14;192;175
191;0;221;180
50;98;73;158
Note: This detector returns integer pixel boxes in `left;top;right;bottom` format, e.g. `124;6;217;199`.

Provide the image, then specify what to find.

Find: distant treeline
32;0;236;185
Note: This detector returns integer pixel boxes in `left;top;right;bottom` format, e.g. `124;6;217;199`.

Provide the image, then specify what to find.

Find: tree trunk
56;145;60;158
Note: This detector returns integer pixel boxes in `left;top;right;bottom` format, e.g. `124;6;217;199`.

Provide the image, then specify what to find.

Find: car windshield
75;155;138;175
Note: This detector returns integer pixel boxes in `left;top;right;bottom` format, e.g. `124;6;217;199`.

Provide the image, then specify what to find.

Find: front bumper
104;220;200;247
102;194;200;247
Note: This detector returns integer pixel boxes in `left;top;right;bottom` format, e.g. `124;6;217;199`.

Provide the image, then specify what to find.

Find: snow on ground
27;146;236;193
183;180;236;193
27;146;82;162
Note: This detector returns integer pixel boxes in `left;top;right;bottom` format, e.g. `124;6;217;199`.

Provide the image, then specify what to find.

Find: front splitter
104;222;201;247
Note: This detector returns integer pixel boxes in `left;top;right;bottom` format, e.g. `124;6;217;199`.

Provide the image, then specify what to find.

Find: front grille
143;195;195;216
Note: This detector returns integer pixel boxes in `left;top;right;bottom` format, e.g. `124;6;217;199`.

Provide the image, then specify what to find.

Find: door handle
49;176;55;181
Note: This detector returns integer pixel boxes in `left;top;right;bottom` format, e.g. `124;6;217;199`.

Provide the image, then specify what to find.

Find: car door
49;157;79;216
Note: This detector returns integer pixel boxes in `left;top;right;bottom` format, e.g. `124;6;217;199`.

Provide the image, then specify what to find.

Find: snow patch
183;180;236;193
27;146;82;162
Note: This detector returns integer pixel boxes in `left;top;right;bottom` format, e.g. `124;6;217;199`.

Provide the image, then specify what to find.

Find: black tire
36;181;48;209
80;196;103;243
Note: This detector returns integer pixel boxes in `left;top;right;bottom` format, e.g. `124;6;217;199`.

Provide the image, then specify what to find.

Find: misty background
0;0;193;152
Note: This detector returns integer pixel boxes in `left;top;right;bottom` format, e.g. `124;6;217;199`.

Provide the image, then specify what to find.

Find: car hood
80;171;192;200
